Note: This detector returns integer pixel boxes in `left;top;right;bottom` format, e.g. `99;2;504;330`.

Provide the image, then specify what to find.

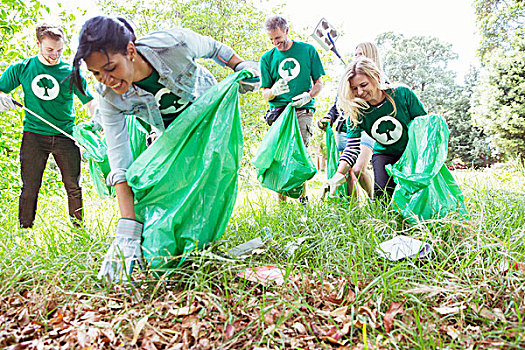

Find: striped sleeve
339;137;361;167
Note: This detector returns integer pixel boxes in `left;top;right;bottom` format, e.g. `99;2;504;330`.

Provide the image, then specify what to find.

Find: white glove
323;172;347;199
88;119;102;132
0;92;15;113
292;92;312;107
234;60;261;94
270;79;290;96
98;218;145;283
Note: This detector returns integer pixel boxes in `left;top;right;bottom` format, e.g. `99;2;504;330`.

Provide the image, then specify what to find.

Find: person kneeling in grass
324;57;427;202
70;16;260;282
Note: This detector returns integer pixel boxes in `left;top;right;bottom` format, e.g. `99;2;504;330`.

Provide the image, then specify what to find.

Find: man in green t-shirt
0;23;96;229
260;15;325;203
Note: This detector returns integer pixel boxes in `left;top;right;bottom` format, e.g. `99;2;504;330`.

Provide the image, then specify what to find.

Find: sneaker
299;195;309;206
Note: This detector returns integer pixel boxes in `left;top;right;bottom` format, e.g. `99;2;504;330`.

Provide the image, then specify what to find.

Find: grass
0;164;524;349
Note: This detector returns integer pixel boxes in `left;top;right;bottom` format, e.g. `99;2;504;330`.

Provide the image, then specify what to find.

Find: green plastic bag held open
73;117;149;199
325;124;348;198
386;114;468;224
126;71;247;271
252;104;317;198
73;123;114;198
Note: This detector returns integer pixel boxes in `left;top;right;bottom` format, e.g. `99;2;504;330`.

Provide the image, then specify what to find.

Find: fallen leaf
263;324;278;336
358;306;378;328
292;322;307;334
383;301;405;333
219;324;232;340
330;306;348;318
434;305;466;315
492;308;507;323
168;306;196;316
131;316;148;345
469;304;505;322
446;325;460;340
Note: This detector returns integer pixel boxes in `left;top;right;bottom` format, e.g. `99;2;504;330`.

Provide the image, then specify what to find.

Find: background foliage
471;0;525;161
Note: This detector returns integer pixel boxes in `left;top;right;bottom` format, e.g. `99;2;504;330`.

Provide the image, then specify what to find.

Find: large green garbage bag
325;124;348;198
252;104;317;198
73;116;149;198
126;71;247;270
386;114;468;224
126;116;149;161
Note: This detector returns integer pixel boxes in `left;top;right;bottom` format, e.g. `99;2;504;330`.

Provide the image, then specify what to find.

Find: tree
0;0;48;62
376;32;458;115
445;67;493;167
474;0;525;61
471;30;525;159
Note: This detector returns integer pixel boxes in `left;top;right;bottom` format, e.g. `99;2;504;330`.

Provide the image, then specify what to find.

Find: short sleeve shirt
0;56;93;136
260;41;325;111
347;86;427;155
134;68;191;128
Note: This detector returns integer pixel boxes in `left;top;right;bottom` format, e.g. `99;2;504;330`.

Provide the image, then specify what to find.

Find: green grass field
1;165;524;349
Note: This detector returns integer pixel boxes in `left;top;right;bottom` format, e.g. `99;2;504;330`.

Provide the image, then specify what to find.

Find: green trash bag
73;122;114;198
126;115;149;161
325;124;348;198
386;114;468;224
126;71;247;271
73;116;149;198
252;104;317;198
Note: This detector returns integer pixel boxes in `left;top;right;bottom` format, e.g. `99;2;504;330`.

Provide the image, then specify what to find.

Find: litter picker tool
10;98;77;142
311;18;346;65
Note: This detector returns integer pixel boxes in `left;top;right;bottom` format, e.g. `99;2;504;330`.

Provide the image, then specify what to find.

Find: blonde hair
355;42;381;71
337;57;395;127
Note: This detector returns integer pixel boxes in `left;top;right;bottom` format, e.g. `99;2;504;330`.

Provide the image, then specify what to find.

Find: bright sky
271;0;480;82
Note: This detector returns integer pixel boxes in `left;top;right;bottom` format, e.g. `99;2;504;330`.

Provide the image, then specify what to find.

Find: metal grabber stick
311;18;346;66
10;98;77;142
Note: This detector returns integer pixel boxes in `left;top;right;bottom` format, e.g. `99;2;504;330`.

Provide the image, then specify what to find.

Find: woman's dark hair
69;16;136;95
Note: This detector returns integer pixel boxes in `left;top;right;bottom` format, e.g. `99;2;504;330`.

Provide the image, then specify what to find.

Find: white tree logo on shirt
278;58;300;80
155;88;189;114
31;74;59;100
371;116;403;145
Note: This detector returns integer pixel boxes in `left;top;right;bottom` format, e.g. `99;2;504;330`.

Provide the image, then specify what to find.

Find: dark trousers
19;131;82;228
372;153;402;202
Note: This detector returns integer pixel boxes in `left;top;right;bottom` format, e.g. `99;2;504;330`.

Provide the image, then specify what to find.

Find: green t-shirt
260;41;325;111
134;68;191;128
0;56;93;136
347;86;427;155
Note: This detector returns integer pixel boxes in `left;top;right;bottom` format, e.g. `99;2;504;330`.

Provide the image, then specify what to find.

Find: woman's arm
115;182;136;219
338;136;362;174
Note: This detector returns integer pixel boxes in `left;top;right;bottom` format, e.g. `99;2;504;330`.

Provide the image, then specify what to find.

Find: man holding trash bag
0;23;97;229
260;15;325;203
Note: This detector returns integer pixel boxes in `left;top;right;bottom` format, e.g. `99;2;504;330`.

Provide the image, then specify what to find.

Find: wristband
337;171;347;179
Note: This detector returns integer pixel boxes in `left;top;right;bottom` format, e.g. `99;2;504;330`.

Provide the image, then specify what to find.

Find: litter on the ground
228;237;266;257
237;266;285;285
228;227;274;258
376;236;432;261
284;236;312;258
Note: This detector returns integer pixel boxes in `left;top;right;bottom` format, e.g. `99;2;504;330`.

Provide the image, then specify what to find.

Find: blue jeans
334;131;374;152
